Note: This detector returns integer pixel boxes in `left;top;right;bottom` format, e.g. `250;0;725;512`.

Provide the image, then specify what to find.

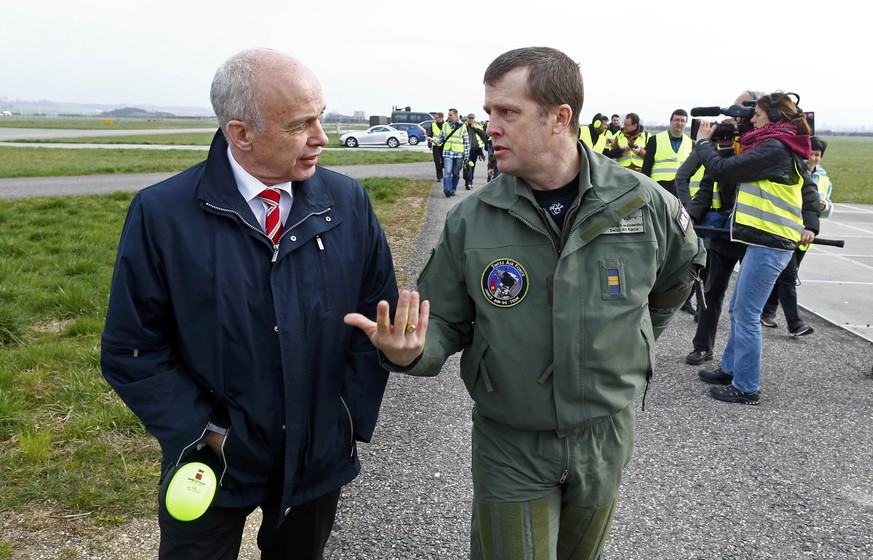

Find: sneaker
680;300;696;315
444;191;451;198
789;324;814;337
709;384;760;405
760;315;778;328
698;367;732;385
465;185;471;190
685;349;713;365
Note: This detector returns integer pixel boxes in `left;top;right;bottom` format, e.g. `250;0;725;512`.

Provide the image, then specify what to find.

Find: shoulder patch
481;259;528;307
676;203;691;237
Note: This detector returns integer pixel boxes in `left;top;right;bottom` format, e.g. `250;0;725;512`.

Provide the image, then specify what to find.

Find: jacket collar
478;140;640;211
198;129;335;223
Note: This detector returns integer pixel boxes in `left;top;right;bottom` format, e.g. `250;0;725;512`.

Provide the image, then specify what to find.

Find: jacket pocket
460;340;494;394
339;396;355;458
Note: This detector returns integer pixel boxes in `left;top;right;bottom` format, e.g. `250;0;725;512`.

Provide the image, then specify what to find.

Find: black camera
690;102;756;141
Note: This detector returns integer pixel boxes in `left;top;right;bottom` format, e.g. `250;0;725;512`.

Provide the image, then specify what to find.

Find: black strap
438;123;461;146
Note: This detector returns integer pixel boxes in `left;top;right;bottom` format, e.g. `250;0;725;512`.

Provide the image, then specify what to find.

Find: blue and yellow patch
607;268;621;295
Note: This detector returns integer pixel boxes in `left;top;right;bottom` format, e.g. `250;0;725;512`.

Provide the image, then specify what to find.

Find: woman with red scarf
694;92;820;405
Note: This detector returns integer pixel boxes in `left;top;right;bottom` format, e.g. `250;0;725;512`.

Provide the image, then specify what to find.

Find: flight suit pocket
460;340;494;394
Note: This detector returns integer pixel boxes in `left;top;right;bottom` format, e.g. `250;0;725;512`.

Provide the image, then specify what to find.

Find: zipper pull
316;235;324;251
560;469;569;484
271;244;279;262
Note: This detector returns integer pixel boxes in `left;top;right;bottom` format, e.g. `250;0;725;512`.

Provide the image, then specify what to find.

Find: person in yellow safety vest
464;113;489;190
760;135;834;335
427;112;446;182
578;113;611;154
678;91;765;369
607;113;622;135
641;109;693;197
435;108;471;197
695;91;820;405
606;113;648;170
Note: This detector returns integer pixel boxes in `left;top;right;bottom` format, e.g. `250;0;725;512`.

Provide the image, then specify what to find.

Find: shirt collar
226;146;293;202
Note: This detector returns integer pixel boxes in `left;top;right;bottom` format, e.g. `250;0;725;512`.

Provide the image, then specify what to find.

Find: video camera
691;100;816;140
689;102;756;141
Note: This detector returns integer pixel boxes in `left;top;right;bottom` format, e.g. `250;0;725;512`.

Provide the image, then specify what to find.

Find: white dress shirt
226;146;294;231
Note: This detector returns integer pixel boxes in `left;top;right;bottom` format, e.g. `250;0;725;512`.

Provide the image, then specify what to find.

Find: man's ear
225;120;253;152
554;104;573;134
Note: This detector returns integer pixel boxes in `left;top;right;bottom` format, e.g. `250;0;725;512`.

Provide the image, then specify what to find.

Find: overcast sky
2;0;865;130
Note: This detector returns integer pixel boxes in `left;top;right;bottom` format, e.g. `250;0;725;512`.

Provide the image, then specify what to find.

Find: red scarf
739;122;797;152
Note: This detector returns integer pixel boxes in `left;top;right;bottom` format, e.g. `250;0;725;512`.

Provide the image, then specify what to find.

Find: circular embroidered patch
481;259;528;307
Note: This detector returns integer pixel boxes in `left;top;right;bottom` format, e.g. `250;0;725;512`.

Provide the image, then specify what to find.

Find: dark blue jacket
101;131;397;522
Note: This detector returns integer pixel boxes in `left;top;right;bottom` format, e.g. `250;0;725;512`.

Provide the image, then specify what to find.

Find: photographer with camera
678;92;760;367
696;91;821;405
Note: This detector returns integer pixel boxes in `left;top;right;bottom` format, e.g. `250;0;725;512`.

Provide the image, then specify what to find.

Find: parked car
390;111;435;125
419;120;435;135
340;125;408;148
388;123;427;145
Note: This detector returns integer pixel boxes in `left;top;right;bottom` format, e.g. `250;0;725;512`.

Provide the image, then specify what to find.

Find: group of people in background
581;96;832;406
426;109;495;197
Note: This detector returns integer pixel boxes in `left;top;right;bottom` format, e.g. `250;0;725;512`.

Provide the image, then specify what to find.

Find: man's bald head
210;48;315;136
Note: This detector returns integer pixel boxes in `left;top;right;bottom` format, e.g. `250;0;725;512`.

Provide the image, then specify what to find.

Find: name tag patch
603;209;644;234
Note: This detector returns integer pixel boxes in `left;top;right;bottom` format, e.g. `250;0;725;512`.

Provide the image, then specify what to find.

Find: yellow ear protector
592;113;605;128
159;460;218;521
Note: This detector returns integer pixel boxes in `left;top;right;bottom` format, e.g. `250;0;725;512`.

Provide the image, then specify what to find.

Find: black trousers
158;487;341;560
692;244;744;352
432;145;444;180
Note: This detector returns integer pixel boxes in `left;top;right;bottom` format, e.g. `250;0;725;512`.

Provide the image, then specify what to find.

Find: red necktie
258;188;283;244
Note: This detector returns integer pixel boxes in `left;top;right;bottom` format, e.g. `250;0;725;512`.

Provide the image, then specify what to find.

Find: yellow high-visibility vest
614;131;648;168
735;161;805;243
579;126;608;153
650;131;693;182
440;122;467;154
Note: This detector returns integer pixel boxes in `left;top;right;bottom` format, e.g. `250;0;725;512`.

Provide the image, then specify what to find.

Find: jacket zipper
509;211;560;255
205;203;331;262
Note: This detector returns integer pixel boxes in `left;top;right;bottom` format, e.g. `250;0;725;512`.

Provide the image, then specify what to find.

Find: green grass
0;146;432;178
6;131;398;148
0;118;215;130
9;132;217;145
816;136;871;203
0;178;431;524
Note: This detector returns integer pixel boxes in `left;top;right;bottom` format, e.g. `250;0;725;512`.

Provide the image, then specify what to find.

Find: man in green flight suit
345;46;706;560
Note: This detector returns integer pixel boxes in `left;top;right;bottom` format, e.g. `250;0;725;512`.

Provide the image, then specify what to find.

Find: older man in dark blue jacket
101;48;398;559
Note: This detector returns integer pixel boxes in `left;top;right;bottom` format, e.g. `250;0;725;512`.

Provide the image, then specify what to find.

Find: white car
340;125;408;148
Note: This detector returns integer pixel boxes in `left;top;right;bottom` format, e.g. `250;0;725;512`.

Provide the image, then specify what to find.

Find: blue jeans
721;245;792;393
443;156;463;193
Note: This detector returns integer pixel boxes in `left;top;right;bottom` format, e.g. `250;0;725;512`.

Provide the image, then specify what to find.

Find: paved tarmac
2;163;872;558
